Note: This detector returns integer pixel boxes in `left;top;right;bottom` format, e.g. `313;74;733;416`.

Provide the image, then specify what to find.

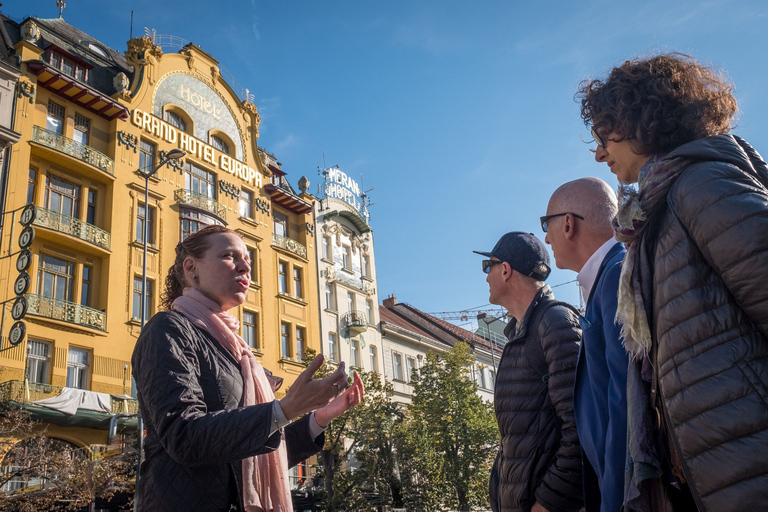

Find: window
278;262;288;294
26;340;51;385
66;347;90;389
27;168;37;204
181;209;219;240
342;245;352;270
239;189;253;218
185;162;216;198
281;323;290;359
393;352;404;381
296;327;305;362
327;332;337;362
366;300;373;324
37;254;75;301
210;134;229;154
293;268;303;299
73;114;90;146
325;284;336;310
86;190;97;225
45;175;80;218
362;254;371;278
49;50;87;81
351;339;360;368
136;203;155;245
369;346;378;372
132;277;153;321
489;369;495;390
164;110;186;131
406;357;416;383
243;311;258;350
80;265;92;307
347;292;355;313
274;211;288;237
246;247;257;283
478;367;487;389
322;236;332;260
46;101;65;135
139;140;156;173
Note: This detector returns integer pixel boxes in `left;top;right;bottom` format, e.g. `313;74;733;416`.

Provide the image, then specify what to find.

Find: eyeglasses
540;212;584;233
591;127;605;148
482;259;504;274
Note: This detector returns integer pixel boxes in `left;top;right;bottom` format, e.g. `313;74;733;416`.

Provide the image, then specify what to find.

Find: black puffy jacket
490;287;582;512
644;135;768;511
132;311;323;511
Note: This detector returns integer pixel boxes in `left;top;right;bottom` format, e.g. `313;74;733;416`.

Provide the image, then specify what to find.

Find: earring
193;274;199;280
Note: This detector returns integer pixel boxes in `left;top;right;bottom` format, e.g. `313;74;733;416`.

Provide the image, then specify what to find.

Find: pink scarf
172;288;292;512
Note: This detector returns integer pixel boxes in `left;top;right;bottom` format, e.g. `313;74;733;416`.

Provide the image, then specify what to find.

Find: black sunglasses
482;259;504;274
540;212;584;233
591;126;605;147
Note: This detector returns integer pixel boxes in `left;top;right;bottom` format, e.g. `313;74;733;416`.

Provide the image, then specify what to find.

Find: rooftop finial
56;0;66;18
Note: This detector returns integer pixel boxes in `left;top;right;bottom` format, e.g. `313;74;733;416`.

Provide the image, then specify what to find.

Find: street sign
18;226;35;249
9;321;26;346
14;272;30;296
20;204;37;226
11;297;28;321
16;249;32;272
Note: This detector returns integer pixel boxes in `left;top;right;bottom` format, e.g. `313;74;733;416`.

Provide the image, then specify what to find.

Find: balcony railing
0;380;137;414
343;310;368;334
25;293;107;332
33;207;111;250
32;126;114;175
174;189;227;221
272;233;307;259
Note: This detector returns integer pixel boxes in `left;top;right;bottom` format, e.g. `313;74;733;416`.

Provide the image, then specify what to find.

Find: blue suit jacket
574;242;627;512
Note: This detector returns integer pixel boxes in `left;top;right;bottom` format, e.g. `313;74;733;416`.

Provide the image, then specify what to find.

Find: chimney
382;294;397;308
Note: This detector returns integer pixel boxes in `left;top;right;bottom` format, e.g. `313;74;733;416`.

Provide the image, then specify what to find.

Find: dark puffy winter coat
132;311;323;511
645;135;768;511
489;287;582;512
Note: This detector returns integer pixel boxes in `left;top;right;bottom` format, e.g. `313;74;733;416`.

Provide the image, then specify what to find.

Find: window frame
242;310;259;350
66;347;90;390
26;340;51;385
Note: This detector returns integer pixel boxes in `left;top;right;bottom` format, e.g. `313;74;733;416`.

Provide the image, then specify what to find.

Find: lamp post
135;148;184;511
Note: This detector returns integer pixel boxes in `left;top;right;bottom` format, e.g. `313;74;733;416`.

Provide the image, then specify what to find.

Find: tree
396;342;498;511
0;402;135;511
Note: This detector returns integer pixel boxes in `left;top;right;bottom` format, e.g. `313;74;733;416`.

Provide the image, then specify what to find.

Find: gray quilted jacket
132;311;323;511
645;135;768;511
490;287;582;512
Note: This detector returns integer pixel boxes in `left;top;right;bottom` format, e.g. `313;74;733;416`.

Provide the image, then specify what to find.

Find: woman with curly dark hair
578;53;768;512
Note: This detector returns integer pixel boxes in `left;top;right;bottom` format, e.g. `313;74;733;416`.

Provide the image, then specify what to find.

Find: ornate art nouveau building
0;13;319;449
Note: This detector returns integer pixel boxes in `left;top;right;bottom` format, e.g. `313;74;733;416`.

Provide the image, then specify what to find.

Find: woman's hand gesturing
279;354;349;421
315;370;365;427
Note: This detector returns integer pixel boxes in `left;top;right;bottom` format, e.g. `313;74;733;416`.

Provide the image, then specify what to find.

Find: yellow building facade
0;16;320;448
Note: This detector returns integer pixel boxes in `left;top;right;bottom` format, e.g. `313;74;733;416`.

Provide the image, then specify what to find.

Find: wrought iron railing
0;380;137;414
174;189;227;221
25;293;107;332
32;126;114;175
272;233;307;258
33;207;111;250
342;310;367;330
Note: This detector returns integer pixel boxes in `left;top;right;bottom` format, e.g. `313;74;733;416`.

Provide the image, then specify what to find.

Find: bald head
549;177;617;238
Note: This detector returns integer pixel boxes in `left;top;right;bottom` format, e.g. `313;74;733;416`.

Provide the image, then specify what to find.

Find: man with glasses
543;178;626;512
475;232;582;512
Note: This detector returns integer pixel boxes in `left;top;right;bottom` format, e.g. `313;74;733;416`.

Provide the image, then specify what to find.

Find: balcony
33;207;111;251
32;126;114;175
343;310;367;334
25;293;107;332
0;380;138;415
272;233;307;259
175;189;227;222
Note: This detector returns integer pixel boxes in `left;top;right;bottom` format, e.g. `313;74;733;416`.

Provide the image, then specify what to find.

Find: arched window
210;134;229;154
164;110;187;131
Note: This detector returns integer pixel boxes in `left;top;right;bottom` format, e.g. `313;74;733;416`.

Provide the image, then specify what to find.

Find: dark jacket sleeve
535;305;583;512
671;162;768;340
595;256;628;512
133;314;287;468
285;415;325;467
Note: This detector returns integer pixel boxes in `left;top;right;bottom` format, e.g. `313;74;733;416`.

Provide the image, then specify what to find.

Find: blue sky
8;1;768;328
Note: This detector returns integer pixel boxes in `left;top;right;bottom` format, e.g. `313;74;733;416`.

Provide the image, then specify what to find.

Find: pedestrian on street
543;177;627;512
132;225;364;511
579;52;768;511
475;232;583;512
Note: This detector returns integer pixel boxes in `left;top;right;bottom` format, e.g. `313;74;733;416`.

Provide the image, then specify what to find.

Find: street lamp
135;148;184;511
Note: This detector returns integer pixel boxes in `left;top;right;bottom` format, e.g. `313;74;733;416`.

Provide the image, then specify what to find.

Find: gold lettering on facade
179;84;222;120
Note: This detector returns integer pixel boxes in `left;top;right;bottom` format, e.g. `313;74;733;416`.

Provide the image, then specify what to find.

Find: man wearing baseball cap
476;232;582;512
